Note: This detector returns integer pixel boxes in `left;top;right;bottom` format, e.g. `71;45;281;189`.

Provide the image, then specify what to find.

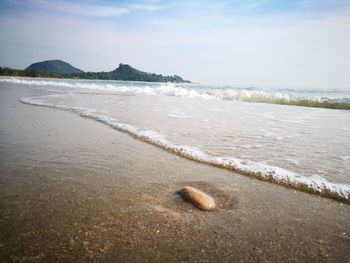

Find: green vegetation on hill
0;67;66;78
1;60;190;83
26;60;84;75
114;64;188;82
72;64;190;82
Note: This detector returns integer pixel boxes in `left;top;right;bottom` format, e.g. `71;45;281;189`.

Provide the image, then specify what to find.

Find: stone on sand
179;186;216;211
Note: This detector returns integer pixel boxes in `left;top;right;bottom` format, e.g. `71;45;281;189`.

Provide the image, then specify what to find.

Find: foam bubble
340;156;350;161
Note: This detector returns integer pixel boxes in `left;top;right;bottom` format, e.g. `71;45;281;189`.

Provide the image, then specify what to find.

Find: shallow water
1;84;350;263
2;77;350;109
1;78;350;201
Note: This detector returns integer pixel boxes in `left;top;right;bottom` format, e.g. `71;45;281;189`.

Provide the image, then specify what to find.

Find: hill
111;64;188;82
26;60;84;75
1;60;190;83
73;63;190;83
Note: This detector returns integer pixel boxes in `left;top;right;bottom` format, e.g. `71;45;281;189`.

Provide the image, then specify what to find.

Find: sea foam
2;78;350;110
20;94;350;203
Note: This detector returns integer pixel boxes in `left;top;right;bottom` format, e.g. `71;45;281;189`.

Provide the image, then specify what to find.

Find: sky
0;0;350;88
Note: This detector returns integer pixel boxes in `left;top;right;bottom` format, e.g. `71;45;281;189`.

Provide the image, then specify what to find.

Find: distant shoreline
0;71;191;83
1;60;191;83
0;75;191;84
0;75;63;80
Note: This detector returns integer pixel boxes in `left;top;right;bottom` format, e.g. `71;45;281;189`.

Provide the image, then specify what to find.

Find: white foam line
20;95;350;203
167;114;194;119
4;77;350;108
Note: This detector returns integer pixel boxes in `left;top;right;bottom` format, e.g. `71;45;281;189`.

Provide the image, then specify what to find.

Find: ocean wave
2;78;350;110
20;94;350;203
0;78;133;93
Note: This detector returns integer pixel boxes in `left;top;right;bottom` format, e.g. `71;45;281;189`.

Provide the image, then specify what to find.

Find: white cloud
8;0;129;17
1;1;350;88
6;0;170;17
129;3;169;12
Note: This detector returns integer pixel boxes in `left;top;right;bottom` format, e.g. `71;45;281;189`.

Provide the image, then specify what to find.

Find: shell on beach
179;186;216;211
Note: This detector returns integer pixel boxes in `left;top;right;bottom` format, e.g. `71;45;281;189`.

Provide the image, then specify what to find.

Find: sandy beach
0;85;350;262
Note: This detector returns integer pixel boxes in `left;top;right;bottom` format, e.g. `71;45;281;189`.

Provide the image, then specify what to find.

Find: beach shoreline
0;85;350;262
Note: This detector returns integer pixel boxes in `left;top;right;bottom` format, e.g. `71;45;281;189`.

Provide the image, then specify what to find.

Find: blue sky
0;0;350;87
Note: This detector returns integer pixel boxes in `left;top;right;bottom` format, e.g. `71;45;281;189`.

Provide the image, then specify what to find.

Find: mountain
110;64;189;83
26;60;84;75
73;63;190;83
9;60;190;83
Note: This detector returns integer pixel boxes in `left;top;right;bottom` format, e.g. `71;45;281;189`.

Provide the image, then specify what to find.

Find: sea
1;77;350;202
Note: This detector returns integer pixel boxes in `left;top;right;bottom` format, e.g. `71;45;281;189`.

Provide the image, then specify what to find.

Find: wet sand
0;85;349;262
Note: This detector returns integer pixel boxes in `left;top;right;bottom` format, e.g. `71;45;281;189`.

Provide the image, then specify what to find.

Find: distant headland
0;60;191;83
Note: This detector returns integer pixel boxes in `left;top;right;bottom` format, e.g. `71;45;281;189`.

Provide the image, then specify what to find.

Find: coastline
19;94;350;204
0;61;191;83
2;76;350;111
0;75;191;85
0;85;350;262
0;75;64;80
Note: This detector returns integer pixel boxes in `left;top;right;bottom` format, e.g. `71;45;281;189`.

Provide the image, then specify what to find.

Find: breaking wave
2;78;350;110
20;95;350;203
